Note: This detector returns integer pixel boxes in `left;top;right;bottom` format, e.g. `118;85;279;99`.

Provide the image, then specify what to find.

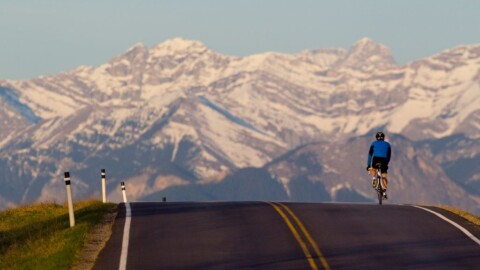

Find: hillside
0;38;479;213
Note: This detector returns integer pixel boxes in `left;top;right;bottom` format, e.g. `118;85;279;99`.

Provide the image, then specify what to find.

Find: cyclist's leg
381;162;388;190
381;161;388;199
371;168;377;187
371;157;381;188
381;172;388;189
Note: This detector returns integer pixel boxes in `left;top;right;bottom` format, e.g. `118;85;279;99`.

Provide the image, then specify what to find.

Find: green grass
0;200;117;270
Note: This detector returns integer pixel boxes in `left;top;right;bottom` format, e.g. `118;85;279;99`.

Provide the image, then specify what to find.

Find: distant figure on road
366;132;392;199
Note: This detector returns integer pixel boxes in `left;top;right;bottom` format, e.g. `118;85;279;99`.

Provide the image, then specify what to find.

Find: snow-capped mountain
265;135;480;214
0;38;479;212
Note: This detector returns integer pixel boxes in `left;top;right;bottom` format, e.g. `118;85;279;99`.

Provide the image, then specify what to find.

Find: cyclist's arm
367;145;374;167
387;145;391;163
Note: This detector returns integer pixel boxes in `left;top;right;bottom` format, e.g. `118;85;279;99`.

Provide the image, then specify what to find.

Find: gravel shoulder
72;206;118;270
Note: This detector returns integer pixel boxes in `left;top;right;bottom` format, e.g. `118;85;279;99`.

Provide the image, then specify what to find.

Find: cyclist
366;132;391;199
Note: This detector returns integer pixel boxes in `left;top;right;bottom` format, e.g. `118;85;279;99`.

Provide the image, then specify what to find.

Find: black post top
64;172;70;178
101;169;105;173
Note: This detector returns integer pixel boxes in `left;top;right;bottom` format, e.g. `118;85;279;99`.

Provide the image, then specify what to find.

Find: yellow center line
278;203;331;270
269;202;319;270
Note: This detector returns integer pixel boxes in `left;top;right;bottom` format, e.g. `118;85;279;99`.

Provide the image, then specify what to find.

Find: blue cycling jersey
367;140;391;166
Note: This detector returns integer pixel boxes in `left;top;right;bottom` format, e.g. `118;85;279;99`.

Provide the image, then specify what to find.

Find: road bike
371;163;386;205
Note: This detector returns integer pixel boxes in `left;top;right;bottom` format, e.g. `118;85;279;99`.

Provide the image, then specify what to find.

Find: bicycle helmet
375;131;385;140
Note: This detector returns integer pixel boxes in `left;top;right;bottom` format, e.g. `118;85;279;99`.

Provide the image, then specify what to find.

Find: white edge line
119;203;132;270
413;205;480;246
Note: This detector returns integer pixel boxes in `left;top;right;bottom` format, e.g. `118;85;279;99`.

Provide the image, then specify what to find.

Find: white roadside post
64;172;75;227
121;181;128;203
101;169;107;203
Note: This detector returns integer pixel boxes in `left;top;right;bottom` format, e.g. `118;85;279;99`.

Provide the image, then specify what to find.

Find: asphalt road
94;202;480;269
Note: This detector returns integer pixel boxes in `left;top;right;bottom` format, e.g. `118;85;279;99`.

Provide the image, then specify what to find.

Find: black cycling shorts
371;157;389;173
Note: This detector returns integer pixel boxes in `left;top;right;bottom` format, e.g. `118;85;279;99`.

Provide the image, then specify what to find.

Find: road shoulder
424;206;480;240
72;206;118;270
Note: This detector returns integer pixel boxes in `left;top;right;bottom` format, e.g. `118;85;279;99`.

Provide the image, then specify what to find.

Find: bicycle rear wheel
377;188;383;205
376;173;383;205
375;164;383;205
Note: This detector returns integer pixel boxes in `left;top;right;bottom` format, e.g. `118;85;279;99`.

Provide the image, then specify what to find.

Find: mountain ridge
0;37;479;213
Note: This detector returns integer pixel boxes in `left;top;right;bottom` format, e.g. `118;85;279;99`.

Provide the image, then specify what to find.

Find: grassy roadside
0;200;117;270
437;205;480;226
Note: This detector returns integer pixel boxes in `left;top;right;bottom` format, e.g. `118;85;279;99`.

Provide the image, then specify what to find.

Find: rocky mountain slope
0;38;479;213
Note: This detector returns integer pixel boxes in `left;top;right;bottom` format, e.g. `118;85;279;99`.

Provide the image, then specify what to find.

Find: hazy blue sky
1;0;479;80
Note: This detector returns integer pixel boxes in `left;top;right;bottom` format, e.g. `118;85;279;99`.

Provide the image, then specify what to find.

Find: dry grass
0;200;117;270
436;205;480;226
